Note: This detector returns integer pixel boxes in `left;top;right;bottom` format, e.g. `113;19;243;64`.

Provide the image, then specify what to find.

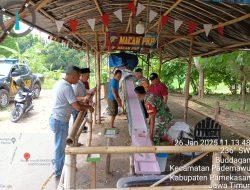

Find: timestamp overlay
169;139;250;189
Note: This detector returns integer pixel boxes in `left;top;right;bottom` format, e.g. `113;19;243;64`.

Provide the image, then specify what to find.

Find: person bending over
134;86;173;145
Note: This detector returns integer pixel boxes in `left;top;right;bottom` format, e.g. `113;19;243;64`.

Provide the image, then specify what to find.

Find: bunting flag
114;9;122;22
203;24;212;37
218;23;224;36
55;20;64;32
188;21;197;34
161;15;168;27
69;19;78;32
149;10;158;23
101;14;109;27
128;2;135;16
136;3;145;16
87;18;95;31
174;20;183;33
15;10;20;30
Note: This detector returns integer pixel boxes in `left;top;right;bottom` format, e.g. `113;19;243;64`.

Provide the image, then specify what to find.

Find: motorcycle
11;79;34;122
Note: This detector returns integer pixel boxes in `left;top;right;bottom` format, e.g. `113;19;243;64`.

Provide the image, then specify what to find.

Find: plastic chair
194;117;221;144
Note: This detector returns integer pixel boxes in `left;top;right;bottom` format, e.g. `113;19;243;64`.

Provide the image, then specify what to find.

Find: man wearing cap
148;73;169;105
134;68;149;92
49;65;94;178
72;68;92;122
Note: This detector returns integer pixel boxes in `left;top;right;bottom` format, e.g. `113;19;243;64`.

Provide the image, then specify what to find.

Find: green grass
195;94;250;114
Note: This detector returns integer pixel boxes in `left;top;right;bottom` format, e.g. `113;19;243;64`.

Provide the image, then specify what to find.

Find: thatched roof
1;0;250;61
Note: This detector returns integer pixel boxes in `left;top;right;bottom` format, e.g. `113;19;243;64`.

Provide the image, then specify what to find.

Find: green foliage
198;50;250;94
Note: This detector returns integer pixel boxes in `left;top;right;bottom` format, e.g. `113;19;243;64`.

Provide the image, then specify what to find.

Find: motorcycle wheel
11;105;24;123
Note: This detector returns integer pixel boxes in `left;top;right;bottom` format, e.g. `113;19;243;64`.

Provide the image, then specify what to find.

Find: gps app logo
0;0;36;37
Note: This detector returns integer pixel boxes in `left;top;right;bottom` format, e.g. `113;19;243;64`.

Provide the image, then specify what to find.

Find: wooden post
86;45;90;68
214;101;220;122
86;112;93;147
64;153;76;189
129;155;135;175
90;162;97;188
105;138;112;174
184;37;194;122
94;52;98;124
210;152;221;188
147;54;150;80
159;50;163;78
95;33;101;124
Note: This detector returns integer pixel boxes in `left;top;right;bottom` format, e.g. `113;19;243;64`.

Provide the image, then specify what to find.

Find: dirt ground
0;90;249;189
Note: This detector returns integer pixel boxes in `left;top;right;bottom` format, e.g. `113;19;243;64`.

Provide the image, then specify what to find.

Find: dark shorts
107;99;118;116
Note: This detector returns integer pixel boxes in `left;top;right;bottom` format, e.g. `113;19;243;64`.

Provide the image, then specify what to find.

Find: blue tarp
109;52;138;70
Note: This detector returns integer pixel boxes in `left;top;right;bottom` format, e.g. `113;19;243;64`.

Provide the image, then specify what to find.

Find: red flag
69;19;78;32
218;23;224;36
188;21;197;35
101;14;109;27
128;2;135;16
161;15;168;27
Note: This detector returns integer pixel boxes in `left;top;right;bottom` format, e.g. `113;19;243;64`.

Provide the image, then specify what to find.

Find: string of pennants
53;2;224;37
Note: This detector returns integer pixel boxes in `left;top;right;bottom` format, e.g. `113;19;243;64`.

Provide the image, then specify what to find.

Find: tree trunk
194;58;204;98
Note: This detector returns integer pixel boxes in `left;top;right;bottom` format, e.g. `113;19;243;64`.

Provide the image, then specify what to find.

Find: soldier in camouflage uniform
134;86;173;145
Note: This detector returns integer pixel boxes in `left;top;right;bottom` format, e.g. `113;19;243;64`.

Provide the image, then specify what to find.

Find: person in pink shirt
148;73;168;106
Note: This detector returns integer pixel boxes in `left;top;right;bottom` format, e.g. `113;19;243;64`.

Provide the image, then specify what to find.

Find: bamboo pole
64;153;77;189
184;38;193;122
158;50;162;79
105;138;112;174
151;152;208;187
67;111;85;145
94;52;98;124
90;162;97;189
75;119;87;142
95;33;101;124
86;112;93;147
147;54;150;80
210;152;221;187
65;145;249;155
86;45;90;68
129;155;135;175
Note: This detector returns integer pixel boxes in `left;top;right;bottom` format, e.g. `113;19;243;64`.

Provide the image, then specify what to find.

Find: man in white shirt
49;66;94;178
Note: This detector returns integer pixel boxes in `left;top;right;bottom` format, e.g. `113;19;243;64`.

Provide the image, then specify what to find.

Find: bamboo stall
0;0;249;190
64;145;250;189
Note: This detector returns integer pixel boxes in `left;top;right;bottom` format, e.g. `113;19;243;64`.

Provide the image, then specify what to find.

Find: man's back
51;80;77;122
72;80;86;97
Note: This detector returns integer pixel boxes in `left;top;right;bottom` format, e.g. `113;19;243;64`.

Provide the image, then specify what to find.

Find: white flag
174;20;183;33
55;20;64;32
149;10;158;23
114;9;122;22
87;18;95;31
136;3;145;16
203;24;212;37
